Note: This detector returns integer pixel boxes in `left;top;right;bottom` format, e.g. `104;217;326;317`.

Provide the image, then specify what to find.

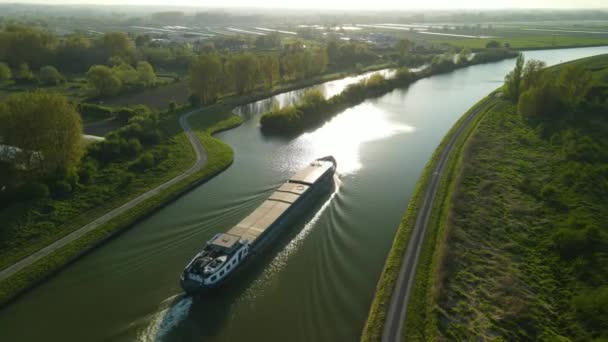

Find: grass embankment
0;107;242;307
261;50;517;135
433;35;608;50
360;96;496;342
398;55;608;340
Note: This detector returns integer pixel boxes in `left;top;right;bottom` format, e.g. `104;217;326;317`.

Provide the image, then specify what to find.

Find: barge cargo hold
180;156;337;294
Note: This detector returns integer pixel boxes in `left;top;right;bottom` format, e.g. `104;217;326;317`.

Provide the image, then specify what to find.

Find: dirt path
382;98;493;342
0;109;206;282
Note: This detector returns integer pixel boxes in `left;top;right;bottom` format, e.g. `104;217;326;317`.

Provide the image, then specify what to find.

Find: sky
0;0;606;10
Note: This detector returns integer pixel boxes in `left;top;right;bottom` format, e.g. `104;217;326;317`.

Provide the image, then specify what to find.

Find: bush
572;286;608;333
51;180;72;197
125;138;143;157
78;159;98;183
39;66;64;86
486;40;502;48
0;62;11;82
130;152;156;172
16;182;50;201
78;103;114;122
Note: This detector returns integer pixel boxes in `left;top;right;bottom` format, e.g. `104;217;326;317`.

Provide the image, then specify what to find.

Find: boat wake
136;294;192;342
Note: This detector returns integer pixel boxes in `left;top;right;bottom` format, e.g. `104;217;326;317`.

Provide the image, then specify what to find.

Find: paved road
382;98;492;342
0;109;207;282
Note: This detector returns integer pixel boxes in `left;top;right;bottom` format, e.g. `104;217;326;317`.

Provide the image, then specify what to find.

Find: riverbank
260;50;517;134
433;56;608;340
360;95;497;342
0;63;397;307
0;107;241;307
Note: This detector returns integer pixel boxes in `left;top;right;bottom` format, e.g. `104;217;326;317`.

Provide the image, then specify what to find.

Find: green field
431;35;608;50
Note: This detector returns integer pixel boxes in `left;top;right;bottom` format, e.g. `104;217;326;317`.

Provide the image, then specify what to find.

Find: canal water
0;47;605;342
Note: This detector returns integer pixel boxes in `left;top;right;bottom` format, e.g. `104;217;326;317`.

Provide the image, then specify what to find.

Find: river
0;46;606;342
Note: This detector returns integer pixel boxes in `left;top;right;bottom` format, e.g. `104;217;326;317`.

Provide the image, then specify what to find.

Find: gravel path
382;98;493;341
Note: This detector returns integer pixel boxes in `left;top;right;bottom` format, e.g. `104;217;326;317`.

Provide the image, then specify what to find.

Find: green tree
39;65;64;85
486;40;501;48
457;47;472;64
396;39;411;57
521;59;547;91
136;61;156;87
0;91;84;177
189;54;222;104
259;55;279;89
101;32;134;59
15;62;34;82
0;62;11;82
87;65;122;97
558;64;592;107
504;54;524;102
0;25;57;69
231;53;259;95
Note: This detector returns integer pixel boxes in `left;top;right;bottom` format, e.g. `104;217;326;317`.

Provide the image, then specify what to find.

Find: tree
259;55;279;89
521;59;547;91
0;62;11;82
486;40;501;48
0;25;57;69
39;65;64;85
231;53;259;95
396;39;411;57
15;62;34;82
87;65;122;97
518;82;561;117
255;33;281;49
504;54;524;102
189;54;222;104
56;35;102;73
101;32;134;59
136;61;156;87
558;64;592;107
0;91;84;178
457;47;472;64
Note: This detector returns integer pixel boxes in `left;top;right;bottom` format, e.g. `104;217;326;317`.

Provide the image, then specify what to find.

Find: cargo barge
180;156;337;294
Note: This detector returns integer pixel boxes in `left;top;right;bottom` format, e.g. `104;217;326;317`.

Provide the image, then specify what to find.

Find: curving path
382;97;494;342
0;109;207;282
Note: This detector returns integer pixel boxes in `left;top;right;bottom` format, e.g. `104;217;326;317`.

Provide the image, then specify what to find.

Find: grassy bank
360;96;496;342
399;55;608;340
401;99;498;341
0;107;242;307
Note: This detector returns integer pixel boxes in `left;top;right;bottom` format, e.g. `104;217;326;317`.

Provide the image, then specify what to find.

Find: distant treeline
260;49;518;134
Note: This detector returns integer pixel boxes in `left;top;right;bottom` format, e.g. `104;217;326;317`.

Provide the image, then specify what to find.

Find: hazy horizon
0;0;607;10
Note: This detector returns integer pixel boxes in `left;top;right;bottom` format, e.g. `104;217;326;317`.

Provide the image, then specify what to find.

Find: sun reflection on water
295;103;415;174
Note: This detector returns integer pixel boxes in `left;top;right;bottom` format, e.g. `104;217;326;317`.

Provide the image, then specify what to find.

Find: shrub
78;159;98;183
16;182;50;201
572;286;608;333
125;138;143;157
0;62;11;82
51;180;72;197
78;103;114;122
130;152;155;172
39;66;64;86
486;40;502;48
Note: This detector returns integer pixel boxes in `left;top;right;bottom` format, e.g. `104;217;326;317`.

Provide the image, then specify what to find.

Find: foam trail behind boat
137;295;192;342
